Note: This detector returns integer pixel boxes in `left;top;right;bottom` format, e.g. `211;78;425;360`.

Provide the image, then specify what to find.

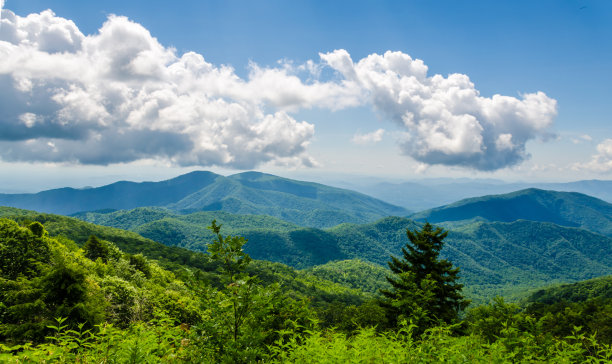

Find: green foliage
381;223;469;329
1;317;198;363
66;206;612;304
465;296;527;342
0;219;50;280
526;298;612;345
527;275;612;304
207;219;252;281
0;217;202;344
82;235;110;262
302;259;390;295
127;253;151;278
267;321;612;363
2;214;612;362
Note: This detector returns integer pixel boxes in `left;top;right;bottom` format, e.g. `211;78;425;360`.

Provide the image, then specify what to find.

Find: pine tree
380;222;469;328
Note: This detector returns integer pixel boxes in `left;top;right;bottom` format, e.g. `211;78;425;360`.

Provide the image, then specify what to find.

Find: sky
0;0;611;192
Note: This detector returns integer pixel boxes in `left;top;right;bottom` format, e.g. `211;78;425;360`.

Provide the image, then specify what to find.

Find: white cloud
320;49;557;171
0;7;558;171
576;139;612;172
0;10;315;168
352;129;385;145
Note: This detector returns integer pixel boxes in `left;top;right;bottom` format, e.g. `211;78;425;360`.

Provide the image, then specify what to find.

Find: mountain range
340;179;612;211
2;171;612;302
0;171;409;228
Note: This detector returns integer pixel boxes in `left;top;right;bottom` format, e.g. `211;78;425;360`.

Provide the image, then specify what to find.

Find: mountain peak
411;188;612;236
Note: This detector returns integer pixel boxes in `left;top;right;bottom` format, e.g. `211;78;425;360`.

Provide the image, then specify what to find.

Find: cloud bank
0;8;557;170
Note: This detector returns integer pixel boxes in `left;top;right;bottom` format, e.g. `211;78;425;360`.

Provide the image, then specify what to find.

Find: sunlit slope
0;207;372;306
73;207;612;301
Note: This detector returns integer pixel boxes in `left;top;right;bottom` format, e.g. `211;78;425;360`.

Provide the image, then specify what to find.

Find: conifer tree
83;235;110;263
380;222;469;328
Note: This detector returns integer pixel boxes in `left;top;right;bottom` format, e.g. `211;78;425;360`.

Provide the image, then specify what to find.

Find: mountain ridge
411;188;612;236
0;171;409;228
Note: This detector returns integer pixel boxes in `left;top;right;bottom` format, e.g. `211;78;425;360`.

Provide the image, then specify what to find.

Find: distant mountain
410;189;612;237
0;171;410;228
168;171;409;227
73;207;612;302
344;179;612;211
0;171;221;215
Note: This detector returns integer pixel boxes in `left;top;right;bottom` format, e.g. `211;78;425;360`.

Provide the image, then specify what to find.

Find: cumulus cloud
576;139;612;172
0;9;315;168
0;7;558;171
320;49;557;171
352;129;385;145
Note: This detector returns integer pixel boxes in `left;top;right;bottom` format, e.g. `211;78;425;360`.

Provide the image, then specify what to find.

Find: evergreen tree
83;235;110;263
380;222;469;328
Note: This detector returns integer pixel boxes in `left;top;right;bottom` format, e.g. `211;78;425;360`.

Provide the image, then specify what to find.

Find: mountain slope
411;188;612;236
169;171;409;227
75;207;347;268
0;171;221;215
0;171;409;228
0;207;372;307
72;207;612;302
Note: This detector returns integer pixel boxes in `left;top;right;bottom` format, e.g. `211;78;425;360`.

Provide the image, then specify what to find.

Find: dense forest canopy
1;214;611;362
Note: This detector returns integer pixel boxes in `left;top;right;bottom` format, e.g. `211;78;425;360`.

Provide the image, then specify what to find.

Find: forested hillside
411;188;612;236
0;207;373;308
526;275;612;304
2;215;610;362
74;207;612;302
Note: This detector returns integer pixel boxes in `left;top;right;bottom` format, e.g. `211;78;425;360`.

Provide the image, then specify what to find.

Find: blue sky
0;0;611;191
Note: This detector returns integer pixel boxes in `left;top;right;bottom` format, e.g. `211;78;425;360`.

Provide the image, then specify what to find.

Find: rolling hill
410;188;612;236
0;171;409;228
74;207;347;268
0;207;375;307
72;207;612;302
